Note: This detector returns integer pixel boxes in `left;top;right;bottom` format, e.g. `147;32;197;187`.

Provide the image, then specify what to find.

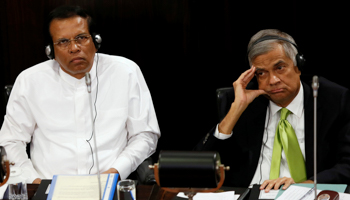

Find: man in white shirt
195;29;350;190
0;5;160;184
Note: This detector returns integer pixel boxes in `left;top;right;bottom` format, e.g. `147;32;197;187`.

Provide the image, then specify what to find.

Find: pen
299;187;315;200
237;188;250;200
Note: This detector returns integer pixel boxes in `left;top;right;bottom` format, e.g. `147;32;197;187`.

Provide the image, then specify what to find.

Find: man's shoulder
302;76;349;109
98;53;140;73
18;59;58;80
99;53;137;66
319;77;348;92
302;75;348;96
302;75;348;90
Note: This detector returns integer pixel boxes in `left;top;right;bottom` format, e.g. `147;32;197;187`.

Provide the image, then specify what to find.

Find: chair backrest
216;87;234;122
3;85;13;110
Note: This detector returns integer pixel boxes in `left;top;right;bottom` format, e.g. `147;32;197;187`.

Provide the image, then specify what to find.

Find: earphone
247;35;306;71
45;33;102;59
45;32;102;172
86;53;99;174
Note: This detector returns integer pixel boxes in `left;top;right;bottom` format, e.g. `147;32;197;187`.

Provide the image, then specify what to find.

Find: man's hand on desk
301;180;314;184
31;168;120;184
102;168;119;174
260;178;314;192
102;168;120;180
260;177;295;192
32;178;42;184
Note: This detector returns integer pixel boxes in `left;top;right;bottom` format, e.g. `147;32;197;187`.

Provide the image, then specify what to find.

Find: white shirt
215;83;305;185
0;53;160;183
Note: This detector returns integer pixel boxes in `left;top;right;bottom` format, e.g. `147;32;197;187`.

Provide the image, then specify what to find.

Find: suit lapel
242;95;269;150
235;95;268;186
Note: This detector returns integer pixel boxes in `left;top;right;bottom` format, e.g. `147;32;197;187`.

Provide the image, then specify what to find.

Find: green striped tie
270;108;307;183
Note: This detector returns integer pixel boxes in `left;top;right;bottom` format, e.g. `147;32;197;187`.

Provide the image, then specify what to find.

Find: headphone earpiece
247;35;306;71
92;33;102;50
295;54;306;71
45;44;54;60
44;33;102;59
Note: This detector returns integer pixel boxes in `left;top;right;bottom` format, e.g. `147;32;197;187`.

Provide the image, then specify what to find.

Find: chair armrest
136;157;156;185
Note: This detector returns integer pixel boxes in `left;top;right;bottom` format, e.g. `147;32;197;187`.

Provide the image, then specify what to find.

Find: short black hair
46;5;96;42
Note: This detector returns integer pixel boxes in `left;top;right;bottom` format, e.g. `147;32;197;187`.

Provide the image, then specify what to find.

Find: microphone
311;76;338;200
85;73;92;93
312;76;319;97
85;72;102;200
312;75;318;200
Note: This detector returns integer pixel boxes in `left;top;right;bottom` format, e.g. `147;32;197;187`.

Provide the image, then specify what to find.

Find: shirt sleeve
110;63;160;179
214;124;233;140
0;75;41;183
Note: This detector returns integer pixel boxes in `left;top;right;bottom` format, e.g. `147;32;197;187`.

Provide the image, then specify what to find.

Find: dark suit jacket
195;77;350;187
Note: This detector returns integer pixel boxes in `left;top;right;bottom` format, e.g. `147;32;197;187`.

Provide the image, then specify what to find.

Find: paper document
177;191;239;200
0;183;8;199
45;184;50;194
47;174;118;200
277;185;350;200
276;185;320;200
276;183;348;199
259;189;279;199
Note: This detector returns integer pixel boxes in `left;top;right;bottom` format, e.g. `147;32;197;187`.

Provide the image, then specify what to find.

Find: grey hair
247;29;298;67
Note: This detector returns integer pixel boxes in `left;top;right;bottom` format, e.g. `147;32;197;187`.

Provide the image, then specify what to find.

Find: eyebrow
274;60;286;67
56;33;89;41
255;67;264;72
254;60;287;72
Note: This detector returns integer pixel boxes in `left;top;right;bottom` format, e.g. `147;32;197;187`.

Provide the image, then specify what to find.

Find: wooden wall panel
1;0;349;153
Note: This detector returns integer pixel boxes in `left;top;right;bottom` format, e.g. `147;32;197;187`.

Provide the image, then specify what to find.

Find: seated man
0;5;160;184
195;29;350;191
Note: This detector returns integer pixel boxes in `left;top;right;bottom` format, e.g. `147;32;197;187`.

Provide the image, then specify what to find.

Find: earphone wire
86;53;99;174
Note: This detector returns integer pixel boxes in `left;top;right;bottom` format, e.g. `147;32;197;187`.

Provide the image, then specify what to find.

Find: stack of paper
276;184;350;200
47;174;118;200
177;191;239;200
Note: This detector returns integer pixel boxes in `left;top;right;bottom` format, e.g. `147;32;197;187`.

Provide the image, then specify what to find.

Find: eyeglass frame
53;34;92;49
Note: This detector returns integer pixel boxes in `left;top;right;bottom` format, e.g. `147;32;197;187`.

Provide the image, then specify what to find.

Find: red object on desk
317;190;339;200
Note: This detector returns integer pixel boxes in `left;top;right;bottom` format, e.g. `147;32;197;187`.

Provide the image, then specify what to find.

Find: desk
26;184;178;200
26;184;247;200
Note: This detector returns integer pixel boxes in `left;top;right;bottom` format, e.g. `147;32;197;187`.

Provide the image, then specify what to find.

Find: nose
68;41;81;54
269;74;281;85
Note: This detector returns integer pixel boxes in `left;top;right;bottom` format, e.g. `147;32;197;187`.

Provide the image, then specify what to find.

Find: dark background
1;0;349;160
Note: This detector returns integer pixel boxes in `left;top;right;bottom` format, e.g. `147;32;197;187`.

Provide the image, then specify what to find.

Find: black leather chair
4;85;12;110
3;85;156;185
216;87;234;122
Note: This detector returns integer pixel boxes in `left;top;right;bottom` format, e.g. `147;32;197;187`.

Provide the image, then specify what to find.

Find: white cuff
214;124;233;140
111;156;133;180
23;165;41;184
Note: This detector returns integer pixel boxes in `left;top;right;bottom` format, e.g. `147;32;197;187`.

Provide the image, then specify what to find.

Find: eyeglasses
53;34;91;49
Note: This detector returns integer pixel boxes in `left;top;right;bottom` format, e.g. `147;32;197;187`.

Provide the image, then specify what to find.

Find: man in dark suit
195;29;350;191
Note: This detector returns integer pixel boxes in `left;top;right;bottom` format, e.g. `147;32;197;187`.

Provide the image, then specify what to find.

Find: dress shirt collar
269;81;304;118
58;53;98;88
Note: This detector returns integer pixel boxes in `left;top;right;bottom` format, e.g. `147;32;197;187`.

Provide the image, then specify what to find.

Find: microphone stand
312;76;319;200
85;72;102;200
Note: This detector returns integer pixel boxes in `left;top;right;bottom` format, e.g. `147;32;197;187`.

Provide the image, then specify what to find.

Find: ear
294;65;301;75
